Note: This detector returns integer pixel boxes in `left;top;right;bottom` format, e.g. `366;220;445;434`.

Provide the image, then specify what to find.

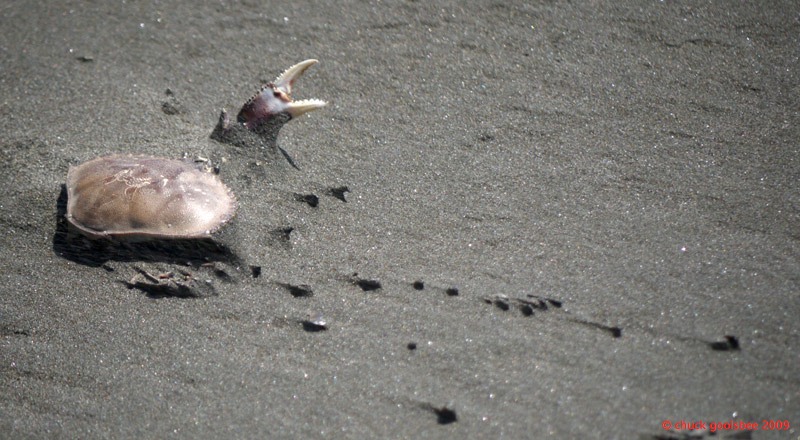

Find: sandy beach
1;1;798;438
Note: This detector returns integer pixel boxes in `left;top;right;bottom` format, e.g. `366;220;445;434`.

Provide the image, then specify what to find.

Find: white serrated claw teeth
274;59;319;96
287;98;327;118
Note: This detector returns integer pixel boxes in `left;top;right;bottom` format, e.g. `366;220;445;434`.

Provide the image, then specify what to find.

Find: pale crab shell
66;155;237;239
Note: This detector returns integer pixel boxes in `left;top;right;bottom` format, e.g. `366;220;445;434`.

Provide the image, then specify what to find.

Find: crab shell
66;155;237;239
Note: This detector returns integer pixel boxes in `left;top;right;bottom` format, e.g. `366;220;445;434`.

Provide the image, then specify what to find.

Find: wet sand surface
1;1;798;438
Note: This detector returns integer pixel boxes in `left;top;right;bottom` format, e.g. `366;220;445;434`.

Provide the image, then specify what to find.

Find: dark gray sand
2;1;798;438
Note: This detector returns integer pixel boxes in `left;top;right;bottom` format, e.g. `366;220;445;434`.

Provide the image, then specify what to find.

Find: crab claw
237;59;327;130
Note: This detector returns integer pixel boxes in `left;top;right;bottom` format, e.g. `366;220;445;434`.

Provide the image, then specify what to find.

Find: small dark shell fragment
66;155;237;239
302;311;328;332
433;406;458;424
709;335;740;351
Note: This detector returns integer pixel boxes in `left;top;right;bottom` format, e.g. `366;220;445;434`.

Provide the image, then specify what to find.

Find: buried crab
65;59;326;240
